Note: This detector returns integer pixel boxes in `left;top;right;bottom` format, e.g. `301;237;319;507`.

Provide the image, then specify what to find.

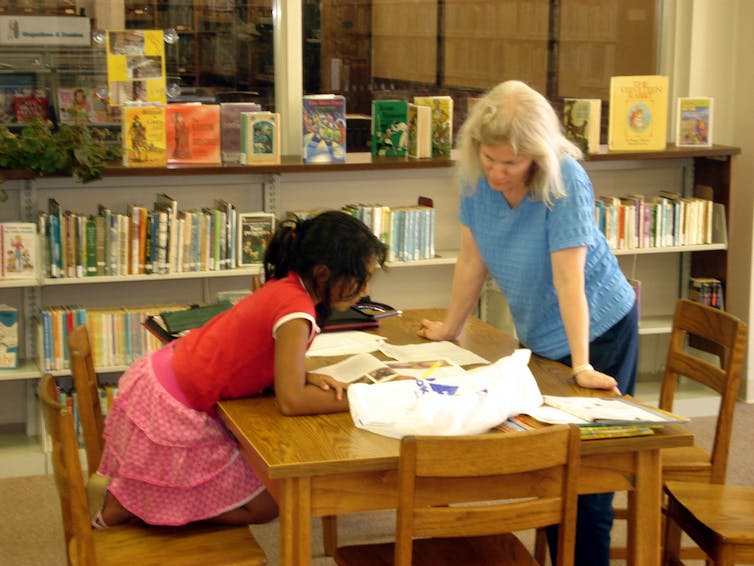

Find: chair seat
86;522;267;566
334;533;536;566
661;445;713;481
665;481;754;547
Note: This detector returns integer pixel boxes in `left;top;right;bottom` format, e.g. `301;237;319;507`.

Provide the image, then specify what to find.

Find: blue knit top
459;156;635;359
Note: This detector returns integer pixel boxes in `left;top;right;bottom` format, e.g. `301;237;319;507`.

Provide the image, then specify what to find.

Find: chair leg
534;527;548;565
321;515;337;556
663;498;683;566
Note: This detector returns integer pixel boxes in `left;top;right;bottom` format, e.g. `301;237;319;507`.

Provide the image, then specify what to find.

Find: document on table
526;395;690;426
307;331;387;356
314;353;466;384
378;340;489;366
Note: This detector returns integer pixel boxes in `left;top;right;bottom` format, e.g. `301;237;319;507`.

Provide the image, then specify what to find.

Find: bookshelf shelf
41;267;263;286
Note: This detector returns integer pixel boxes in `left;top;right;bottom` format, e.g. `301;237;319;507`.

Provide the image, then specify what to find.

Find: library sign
0;16;90;47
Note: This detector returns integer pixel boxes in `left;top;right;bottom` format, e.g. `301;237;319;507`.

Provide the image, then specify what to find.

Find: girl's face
479;143;534;207
329;256;378;311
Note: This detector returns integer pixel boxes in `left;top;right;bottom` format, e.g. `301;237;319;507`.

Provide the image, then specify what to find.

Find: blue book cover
302;94;346;163
0;304;18;369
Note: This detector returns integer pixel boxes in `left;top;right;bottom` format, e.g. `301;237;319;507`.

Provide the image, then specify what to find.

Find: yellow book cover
608;75;669;151
122;105;167;167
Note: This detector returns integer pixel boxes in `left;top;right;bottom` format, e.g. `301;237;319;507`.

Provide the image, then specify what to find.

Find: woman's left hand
574;369;621;395
306;372;349;400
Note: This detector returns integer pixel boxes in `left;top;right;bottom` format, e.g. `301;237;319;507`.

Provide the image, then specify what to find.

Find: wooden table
218;309;693;566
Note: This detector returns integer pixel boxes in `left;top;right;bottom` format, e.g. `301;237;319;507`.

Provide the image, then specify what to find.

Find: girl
95;210;387;528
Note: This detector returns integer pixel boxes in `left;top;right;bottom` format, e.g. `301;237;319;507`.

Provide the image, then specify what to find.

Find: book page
378;340;488;366
539;395;689;425
307;331;386;356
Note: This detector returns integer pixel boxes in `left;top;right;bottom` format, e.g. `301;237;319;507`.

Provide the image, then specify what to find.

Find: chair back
39;373;98;566
68;324;105;475
394;423;580;566
659;299;747;483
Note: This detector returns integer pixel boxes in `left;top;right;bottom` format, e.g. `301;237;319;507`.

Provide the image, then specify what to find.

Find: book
563;98;601;153
527;395;689;427
220;101;263;164
322;307;380;333
238;212;275;266
241;111;281;165
302;94;347;163
122;104;167;167
13;92;49;123
407;103;432;159
676;96;713;147
371;99;409;157
1;222;37;279
0;304;19;369
165;103;221;164
608;75;669;151
412;95;453;157
57;87;95;124
159;301;233;336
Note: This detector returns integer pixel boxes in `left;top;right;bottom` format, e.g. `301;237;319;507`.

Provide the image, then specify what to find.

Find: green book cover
371;99;408;157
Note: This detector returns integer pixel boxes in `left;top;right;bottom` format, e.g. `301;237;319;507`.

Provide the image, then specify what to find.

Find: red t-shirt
172;272;317;413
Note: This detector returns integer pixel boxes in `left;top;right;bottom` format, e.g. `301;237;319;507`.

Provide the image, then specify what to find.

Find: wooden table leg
280;477;313;566
322;515;338;556
627;450;662;566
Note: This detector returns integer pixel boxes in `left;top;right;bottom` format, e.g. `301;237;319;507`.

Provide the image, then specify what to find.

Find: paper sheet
378;340;489;366
307;331;386;357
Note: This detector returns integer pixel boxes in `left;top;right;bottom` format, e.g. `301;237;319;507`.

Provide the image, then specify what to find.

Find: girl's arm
419;225;488;340
551;246;619;393
273;317;350;415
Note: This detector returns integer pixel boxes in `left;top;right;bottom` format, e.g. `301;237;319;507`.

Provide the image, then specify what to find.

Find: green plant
0;120;120;187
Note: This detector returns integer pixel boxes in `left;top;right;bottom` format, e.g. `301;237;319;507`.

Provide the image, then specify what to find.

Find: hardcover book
13;92;49;123
608;75;669;151
122;104;167;167
0;304;18;369
238;212;275;266
302;94;346;163
407;103;432;159
412;95;453;157
371;99;409;157
563;98;601;153
57;87;95;123
166;103;221;164
0;222;36;279
220;101;262;164
676;96;713;147
241;111;281;165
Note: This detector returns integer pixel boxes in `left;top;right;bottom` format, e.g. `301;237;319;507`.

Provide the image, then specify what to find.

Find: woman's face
329;256;378;312
479;143;534;206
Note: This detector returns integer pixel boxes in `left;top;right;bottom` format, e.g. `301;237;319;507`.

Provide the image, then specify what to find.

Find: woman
419;80;638;566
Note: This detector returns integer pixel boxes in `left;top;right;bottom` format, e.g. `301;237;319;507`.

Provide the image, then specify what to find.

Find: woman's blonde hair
456;80;582;207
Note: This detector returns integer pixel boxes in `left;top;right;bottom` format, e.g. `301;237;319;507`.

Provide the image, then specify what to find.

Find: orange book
166;103;221;164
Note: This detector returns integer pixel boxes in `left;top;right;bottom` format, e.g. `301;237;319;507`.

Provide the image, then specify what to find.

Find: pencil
421;360;443;378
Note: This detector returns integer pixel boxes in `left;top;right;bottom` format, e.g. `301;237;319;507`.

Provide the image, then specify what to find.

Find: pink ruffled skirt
98;347;264;525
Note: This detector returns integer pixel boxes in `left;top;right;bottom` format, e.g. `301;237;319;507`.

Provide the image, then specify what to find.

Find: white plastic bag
347;349;543;439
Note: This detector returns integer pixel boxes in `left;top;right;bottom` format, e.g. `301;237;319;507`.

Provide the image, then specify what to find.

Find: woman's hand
574;369;620;395
306;372;349;400
417;319;453;341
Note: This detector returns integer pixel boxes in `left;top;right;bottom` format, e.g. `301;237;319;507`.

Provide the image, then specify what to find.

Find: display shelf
40;266;263;286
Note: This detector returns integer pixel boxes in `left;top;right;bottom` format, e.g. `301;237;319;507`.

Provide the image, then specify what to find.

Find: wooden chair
68;324;105;476
610;298;747;560
39;373;267;566
663;480;754;565
333;424;581;566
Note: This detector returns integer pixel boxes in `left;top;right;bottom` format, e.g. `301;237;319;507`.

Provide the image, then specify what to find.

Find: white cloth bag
347;349;543;439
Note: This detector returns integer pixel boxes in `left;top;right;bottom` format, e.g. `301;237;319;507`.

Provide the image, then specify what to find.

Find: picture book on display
165;103;221;164
1;222;37;279
122;104;167;167
0;304;18;369
241;111;281;165
563;98;601;153
413;95;453;157
407;103;432;159
676;97;713;147
302;94;346;163
238;212;275;266
608;75;669;151
219;101;262;163
371;99;408;157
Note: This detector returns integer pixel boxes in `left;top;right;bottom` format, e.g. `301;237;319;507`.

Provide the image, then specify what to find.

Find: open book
313;353;464;385
526;395;689;427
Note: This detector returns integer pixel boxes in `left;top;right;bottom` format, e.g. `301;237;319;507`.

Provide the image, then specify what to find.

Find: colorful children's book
563;98;601;153
676;96;713;147
302;94;346;163
238;212;275;266
0;304;19;369
608;75;669;151
0;222;36;279
241;111;281;165
57;87;95;124
407;103;432;159
13;92;49;123
371;99;408;157
165;103;221;164
121;104;167;167
413;95;453;157
220;101;263;164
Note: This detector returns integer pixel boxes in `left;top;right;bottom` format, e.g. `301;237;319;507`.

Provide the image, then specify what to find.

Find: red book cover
13;94;49;123
166;103;221;164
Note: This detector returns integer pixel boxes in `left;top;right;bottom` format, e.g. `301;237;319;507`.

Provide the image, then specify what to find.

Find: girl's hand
306;372;349;400
574;369;621;395
417;319;452;341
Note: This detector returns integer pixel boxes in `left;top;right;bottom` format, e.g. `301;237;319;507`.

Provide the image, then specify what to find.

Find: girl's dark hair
264;210;388;323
